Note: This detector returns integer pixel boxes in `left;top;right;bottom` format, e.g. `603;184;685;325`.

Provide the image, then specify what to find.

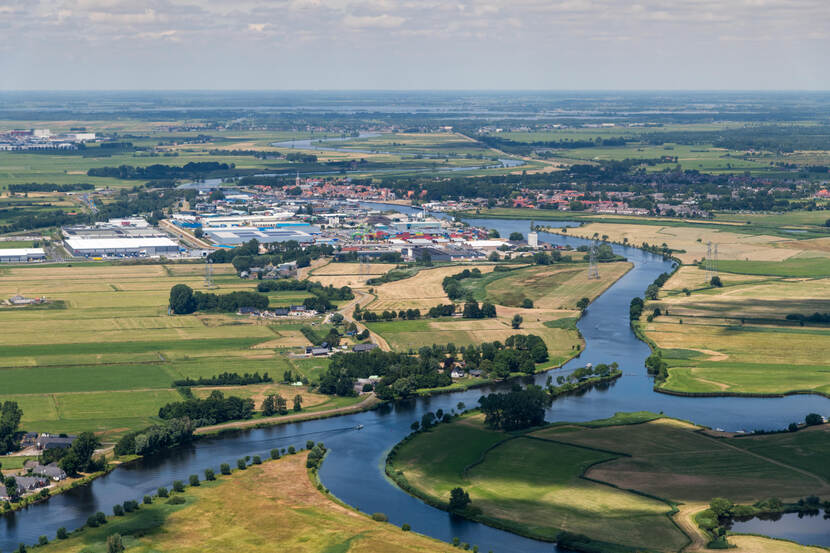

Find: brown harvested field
553;223;808;263
660;265;772;292
369;264;495;311
485;261;631;309
728;535;827;552
311;262;397;275
38;453;456;553
192;383;329;410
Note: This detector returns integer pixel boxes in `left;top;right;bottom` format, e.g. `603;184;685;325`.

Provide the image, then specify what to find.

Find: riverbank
194;393;382;436
30;451;457;553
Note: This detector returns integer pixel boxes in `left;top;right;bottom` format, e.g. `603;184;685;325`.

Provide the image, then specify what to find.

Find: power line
587;239;600;280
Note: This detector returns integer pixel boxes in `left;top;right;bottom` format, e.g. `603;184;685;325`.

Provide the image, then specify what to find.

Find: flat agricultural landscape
367;264;495;311
389;412;830;553
365;261;626;363
644;265;830;396
36;452;456;553
308;261;398;288
0;263;340;439
554;221;829;263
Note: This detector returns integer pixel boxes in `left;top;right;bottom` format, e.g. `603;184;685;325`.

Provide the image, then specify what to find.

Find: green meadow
389;413;830;552
0;263;338;439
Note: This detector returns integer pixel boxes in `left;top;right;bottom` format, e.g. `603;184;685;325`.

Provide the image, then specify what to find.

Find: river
2;207;829;552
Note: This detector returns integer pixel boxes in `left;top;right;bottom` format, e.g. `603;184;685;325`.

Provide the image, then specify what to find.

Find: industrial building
64;237;180;257
204;225;320;245
0;248;46;263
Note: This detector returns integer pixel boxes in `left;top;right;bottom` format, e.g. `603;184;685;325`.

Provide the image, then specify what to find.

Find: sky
1;0;829;90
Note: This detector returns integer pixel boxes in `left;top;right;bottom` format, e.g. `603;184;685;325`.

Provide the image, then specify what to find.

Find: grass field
644;265;830;396
368;264;495;311
389;413;830;552
0;263;338;439
481;261;631;309
36;452;456;553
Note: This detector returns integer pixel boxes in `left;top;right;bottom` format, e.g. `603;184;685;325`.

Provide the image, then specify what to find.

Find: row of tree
157;390;255;424
169;284;270;314
172;372;272;387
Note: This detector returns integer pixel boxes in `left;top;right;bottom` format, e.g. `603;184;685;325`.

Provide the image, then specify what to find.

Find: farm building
36;434;76;451
64;237;179;257
0;248;45;263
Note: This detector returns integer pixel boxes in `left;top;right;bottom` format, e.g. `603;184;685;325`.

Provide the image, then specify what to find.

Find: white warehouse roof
0;248;45;256
65;237;178;250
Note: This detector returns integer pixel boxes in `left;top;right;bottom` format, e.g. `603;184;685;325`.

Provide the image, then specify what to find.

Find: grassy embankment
33;452;457;553
387;412;830;553
0;263;360;440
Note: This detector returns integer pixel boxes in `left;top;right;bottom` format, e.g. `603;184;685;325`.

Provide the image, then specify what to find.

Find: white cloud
343;13;406;28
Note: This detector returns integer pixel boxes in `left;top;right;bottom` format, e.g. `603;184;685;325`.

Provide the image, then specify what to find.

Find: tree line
172;372;272;387
87;161;232;180
169;284;269;314
158;390;255;425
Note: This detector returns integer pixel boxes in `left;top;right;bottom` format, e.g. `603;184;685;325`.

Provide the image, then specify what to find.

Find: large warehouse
204;225;319;246
64;237;180;257
0;248;46;263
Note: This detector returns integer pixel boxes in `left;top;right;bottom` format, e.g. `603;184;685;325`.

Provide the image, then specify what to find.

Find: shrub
204;468;216;481
401;523;411;531
288;446;296;455
166;496;186;505
252;455;262;465
805;413;824;426
38;535;48;546
113;504;125;516
189;474;200;487
107;533;125;553
56;527;68;540
157;487;169;498
371;512;388;522
123;500;138;513
270;448;280;460
96;511;108;525
220;463;231;475
306;440;315;450
143;495;152;505
172;480;185;492
237;458;247;470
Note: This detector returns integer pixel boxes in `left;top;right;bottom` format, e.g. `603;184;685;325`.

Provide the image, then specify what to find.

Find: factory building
0;248;46;263
64;237;179;258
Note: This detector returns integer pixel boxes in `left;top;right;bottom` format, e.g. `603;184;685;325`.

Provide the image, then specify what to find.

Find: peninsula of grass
387;412;830;553
34;452;456;553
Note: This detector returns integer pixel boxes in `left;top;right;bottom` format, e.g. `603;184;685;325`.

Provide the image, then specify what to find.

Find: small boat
355;424;364;430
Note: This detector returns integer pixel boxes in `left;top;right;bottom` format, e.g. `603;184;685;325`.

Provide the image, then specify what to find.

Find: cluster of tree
285;152;318;163
96;187;193;224
172;372;272;387
260;393;303;416
319;335;549;399
531;250;565;265
306;442;327;470
0;401;23;454
114;418;195;456
158;390;255;425
208;239;334;272
461;300;497;319
478;385;552;431
630;297;645;321
8;183;94;193
644;350;668;379
442;267;483;300
645;272;671;300
786;312;830;324
168;284;269;314
427;304;457;318
257;279;353;307
336;250;403;263
87;162;233;180
301;325;341;347
42;432;104;476
353;307;421;322
0;208;89;234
